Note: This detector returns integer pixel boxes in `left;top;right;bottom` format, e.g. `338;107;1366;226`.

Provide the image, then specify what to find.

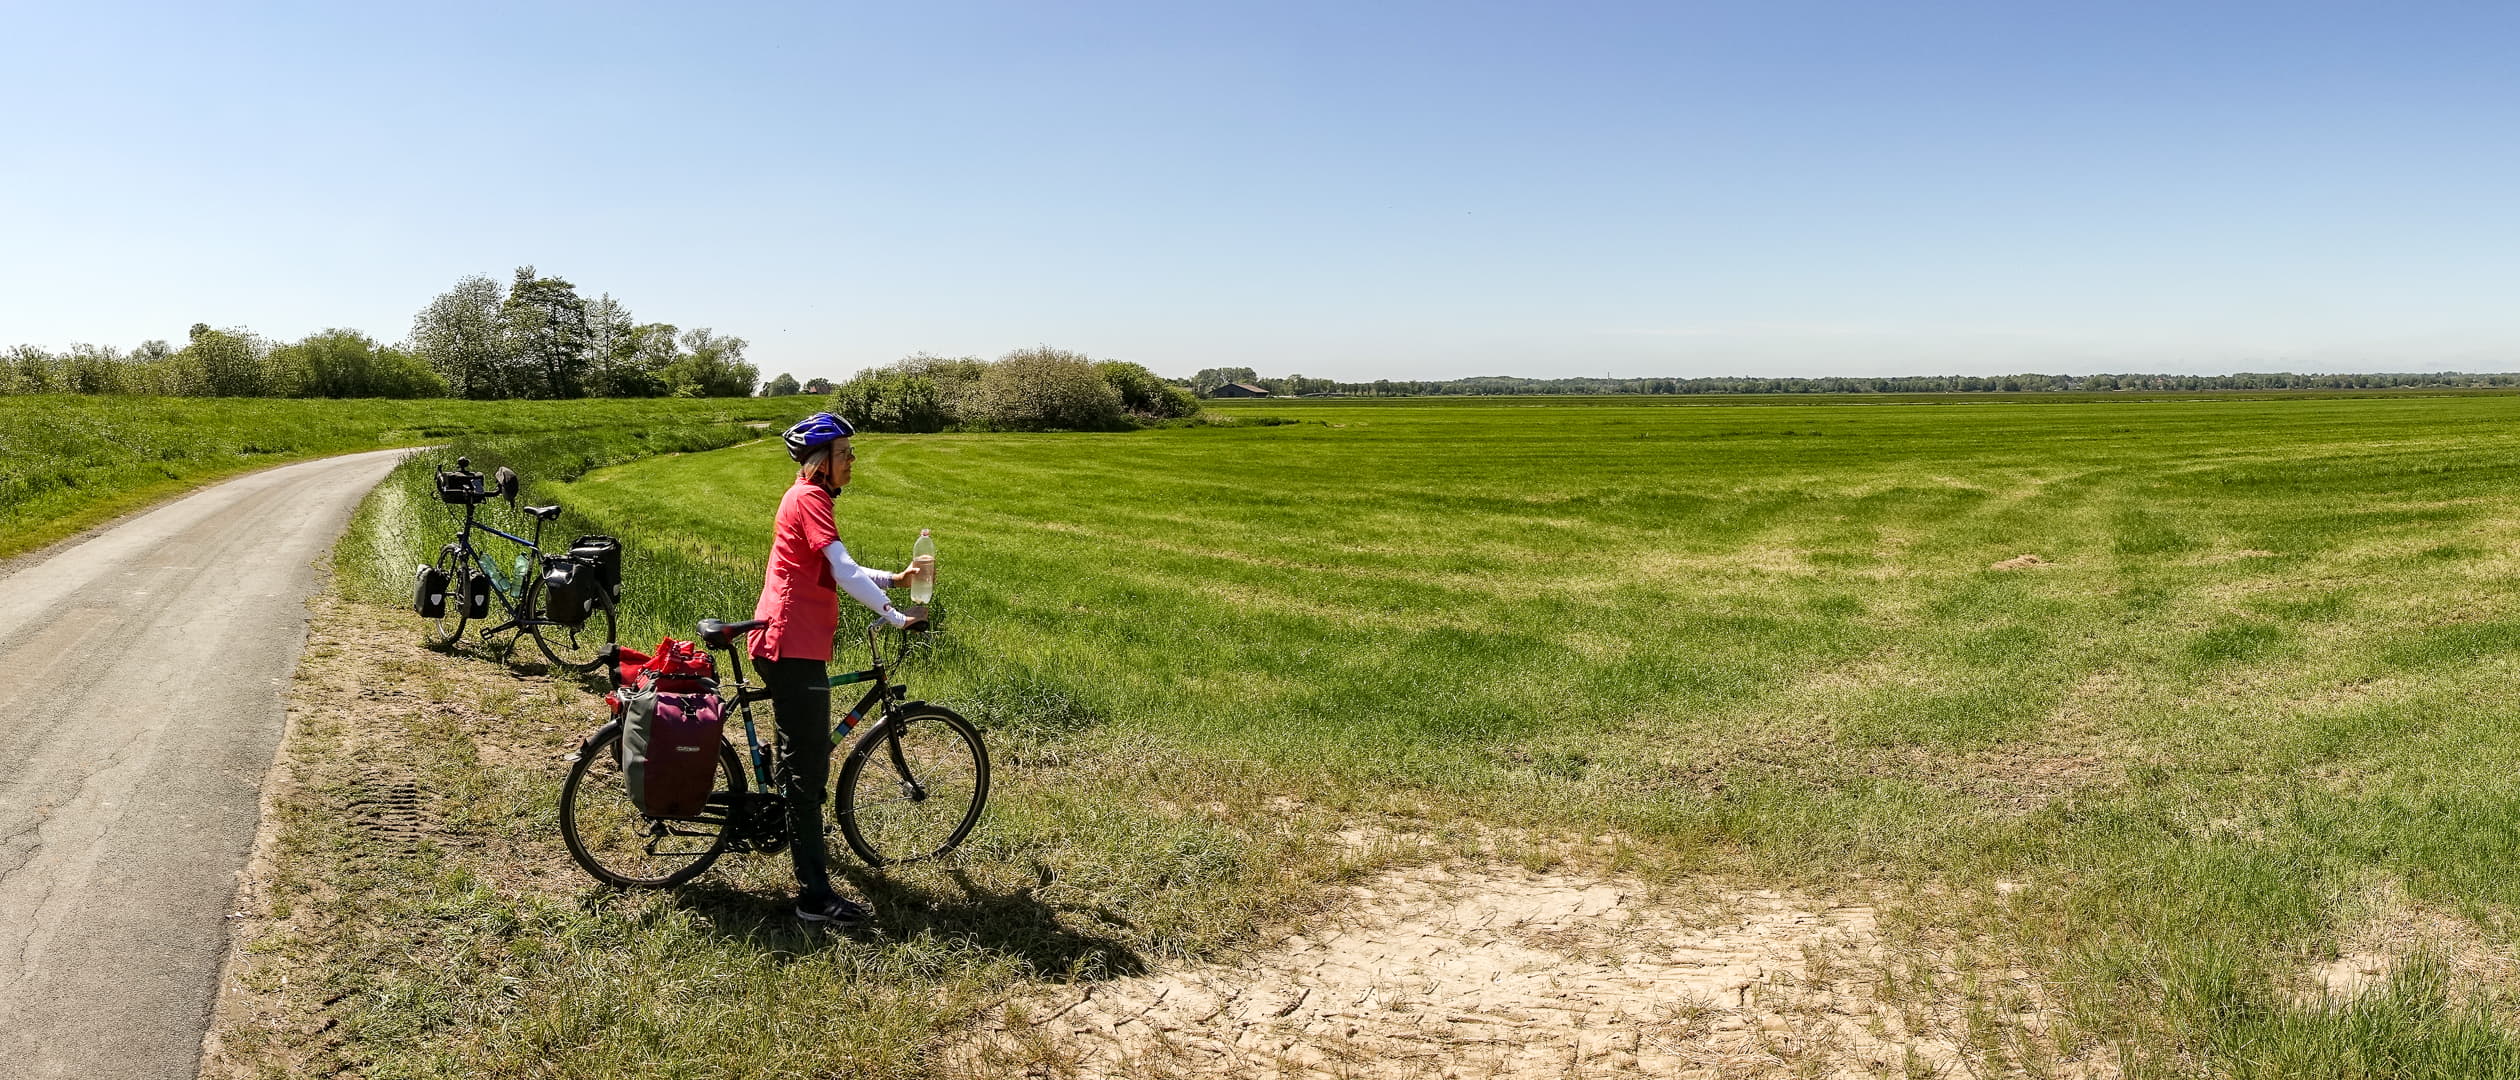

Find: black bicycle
423;457;619;671
558;616;989;887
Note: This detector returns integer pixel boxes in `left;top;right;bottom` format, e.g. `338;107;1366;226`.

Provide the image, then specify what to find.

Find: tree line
1;267;760;399
1189;369;2520;397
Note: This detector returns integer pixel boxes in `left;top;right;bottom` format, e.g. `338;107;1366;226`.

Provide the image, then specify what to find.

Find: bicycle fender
574;720;622;761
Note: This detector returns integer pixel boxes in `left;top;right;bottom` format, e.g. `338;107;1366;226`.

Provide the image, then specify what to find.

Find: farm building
1210;382;1271;398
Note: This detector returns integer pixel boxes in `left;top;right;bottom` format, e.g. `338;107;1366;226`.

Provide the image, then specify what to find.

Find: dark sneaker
794;892;871;926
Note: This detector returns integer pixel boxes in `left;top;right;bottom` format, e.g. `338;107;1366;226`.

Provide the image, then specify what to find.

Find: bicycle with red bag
557;616;989;888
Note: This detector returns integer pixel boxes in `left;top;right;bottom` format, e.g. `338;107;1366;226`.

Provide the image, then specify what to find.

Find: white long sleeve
824;540;907;627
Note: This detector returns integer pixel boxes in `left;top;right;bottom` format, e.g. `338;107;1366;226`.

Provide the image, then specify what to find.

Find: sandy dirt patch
1987;554;2049;571
946;864;2114;1079
2310;878;2520;1009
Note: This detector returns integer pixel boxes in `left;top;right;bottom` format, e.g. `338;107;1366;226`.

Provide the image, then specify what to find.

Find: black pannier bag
542;559;592;625
437;470;487;505
412;564;449;618
569;535;622;601
465;571;492;619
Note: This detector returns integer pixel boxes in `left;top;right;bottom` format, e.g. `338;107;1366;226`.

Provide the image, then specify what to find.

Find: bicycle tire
529;582;617;671
560;726;744;888
835;704;989;866
426;544;469;645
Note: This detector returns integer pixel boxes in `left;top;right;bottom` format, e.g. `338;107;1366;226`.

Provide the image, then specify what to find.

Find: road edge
193;557;335;1077
0;445;436;582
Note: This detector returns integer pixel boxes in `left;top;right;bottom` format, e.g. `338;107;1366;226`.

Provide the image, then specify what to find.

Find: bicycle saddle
696;618;767;649
523;505;563;521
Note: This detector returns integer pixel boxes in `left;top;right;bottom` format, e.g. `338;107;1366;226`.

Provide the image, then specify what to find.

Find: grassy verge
237;392;2520;1077
208;595;1432;1079
0;395;795;562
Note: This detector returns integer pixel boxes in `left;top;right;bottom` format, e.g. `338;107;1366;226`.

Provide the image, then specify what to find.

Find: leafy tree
803;377;833;395
1096;360;1197;419
411;274;511;399
617;321;684;397
972;346;1125;431
1192;366;1258;395
899;353;989;415
583;295;664;397
829;369;951;432
179;324;276;397
59;344;129;394
502;266;592;399
762;372;802;397
272;329;444;398
5;345;57;394
659;328;757;397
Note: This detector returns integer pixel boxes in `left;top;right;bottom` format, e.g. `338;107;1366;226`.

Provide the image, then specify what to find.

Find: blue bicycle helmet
782;412;856;463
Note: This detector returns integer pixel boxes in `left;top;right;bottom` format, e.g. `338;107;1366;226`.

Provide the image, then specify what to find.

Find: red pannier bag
608;638;726;819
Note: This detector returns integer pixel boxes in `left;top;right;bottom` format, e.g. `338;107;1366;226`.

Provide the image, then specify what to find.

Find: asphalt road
0;448;413;1080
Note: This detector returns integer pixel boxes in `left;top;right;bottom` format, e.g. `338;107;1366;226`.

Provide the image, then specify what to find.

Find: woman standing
749;412;929;925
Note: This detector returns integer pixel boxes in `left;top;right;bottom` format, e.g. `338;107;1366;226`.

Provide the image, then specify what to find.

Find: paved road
0;449;413;1080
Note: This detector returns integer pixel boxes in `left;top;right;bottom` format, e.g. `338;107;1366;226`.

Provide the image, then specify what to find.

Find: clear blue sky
6;1;2517;382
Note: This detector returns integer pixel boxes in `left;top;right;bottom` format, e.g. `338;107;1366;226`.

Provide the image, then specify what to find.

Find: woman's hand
895;555;933;586
898;604;932;631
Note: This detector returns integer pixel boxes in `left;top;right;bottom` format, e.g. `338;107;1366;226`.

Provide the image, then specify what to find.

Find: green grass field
0;395;796;561
297;392;2520;1077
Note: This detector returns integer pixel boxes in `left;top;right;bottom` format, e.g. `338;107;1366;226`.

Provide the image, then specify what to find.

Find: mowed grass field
0;395;795;561
286;392;2520;1078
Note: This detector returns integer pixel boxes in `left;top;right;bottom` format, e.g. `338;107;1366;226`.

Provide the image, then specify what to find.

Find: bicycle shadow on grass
421;634;612;694
662;868;1149;980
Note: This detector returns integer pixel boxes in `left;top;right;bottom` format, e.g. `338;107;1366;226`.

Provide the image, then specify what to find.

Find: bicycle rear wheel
529;585;617;671
561;725;744;888
426;545;468;645
835;704;989;866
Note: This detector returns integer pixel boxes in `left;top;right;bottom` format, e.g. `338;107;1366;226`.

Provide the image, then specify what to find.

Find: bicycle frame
719;622;912;796
444;493;558;640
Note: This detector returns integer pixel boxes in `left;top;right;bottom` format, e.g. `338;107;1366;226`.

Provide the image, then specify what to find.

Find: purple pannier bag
619;689;725;819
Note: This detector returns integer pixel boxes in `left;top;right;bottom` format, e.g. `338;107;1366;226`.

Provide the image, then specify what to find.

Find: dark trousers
754;656;835;896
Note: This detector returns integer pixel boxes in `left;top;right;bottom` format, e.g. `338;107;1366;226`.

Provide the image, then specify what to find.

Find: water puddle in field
944;864;2119;1079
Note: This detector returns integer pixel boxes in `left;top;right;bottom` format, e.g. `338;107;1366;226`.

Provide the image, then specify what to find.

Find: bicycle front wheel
530;584;617;671
836;704;989;866
426;545;469;646
560;725;744;888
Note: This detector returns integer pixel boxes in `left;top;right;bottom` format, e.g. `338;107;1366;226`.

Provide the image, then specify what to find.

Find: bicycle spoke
562;729;737;887
839;710;987;865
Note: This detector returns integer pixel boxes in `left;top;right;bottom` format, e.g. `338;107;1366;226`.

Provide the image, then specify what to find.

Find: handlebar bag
618;687;725;819
437;471;487;505
412;564;449;618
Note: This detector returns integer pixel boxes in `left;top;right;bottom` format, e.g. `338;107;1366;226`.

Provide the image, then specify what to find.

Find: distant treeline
2;267;760;400
1193;369;2520;397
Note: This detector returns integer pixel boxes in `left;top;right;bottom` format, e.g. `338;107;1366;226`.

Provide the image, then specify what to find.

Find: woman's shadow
665;864;1149;980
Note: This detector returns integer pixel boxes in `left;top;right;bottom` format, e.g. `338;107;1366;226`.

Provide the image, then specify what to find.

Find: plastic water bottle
909;529;935;603
483;552;514;598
